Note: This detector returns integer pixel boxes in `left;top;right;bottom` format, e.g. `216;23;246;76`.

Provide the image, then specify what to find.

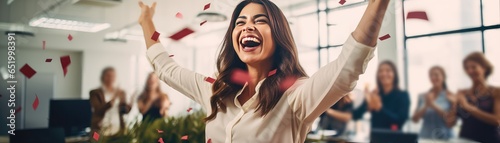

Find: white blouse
146;34;375;143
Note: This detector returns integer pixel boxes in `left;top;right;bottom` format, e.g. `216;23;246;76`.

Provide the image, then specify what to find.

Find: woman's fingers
151;2;157;12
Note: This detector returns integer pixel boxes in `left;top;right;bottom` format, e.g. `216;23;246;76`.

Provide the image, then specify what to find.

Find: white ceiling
0;0;314;52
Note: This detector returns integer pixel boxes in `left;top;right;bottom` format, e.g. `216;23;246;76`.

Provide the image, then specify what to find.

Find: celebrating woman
138;0;390;142
450;52;500;143
353;61;410;131
137;72;171;122
411;66;456;140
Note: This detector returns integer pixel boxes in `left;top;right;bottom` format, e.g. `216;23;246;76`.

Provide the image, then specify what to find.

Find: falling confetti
230;69;250;85
60;55;71;77
339;0;346;5
205;77;215;84
268;69;277;77
391;124;398;131
279;76;298;92
151;31;160;41
200;20;208;26
42;41;46;50
32;94;39;111
169;55;174;57
203;3;211;10
378;34;391;41
14;107;22;114
93;132;100;141
169;27;194;41
67;34;73;41
157;129;164;133
187;107;193;112
406;11;429;21
45;58;52;62
176;12;183;19
181;135;188;140
158;138;164;143
20;64;37;79
207;138;212;143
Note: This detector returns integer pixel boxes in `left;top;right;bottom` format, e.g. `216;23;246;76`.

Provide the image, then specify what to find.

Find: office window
404;0;481;36
327;4;367;46
485;29;500;86
483;0;500;26
295;14;319;49
406;32;482;117
327;0;365;9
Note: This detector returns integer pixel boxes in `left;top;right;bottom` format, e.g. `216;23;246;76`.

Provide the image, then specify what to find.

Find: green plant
98;110;206;143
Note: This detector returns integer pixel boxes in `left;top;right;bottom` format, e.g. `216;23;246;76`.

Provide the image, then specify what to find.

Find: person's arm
412;94;427;123
459;88;500;126
287;0;388;122
377;91;410;127
137;1;212;111
325;103;354;123
89;90;114;115
429;92;457;127
352;0;390;47
353;100;369;120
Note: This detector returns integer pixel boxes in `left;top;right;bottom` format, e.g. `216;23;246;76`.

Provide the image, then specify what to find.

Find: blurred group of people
89;68;171;136
318;52;499;143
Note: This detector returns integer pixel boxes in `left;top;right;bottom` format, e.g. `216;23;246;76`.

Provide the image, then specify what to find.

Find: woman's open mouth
240;35;262;52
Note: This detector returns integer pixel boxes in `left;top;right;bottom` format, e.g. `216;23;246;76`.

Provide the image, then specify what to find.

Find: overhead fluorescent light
29;17;110;32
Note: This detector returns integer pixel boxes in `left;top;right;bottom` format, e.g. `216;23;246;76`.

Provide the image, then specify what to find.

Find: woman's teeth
241;37;261;44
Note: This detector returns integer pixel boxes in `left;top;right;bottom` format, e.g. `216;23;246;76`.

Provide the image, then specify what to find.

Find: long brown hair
206;0;307;121
139;72;163;100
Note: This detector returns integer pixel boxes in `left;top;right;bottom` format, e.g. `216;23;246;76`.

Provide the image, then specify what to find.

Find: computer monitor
49;99;91;137
370;129;418;143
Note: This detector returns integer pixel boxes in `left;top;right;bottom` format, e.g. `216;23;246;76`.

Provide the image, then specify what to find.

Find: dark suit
89;88;131;135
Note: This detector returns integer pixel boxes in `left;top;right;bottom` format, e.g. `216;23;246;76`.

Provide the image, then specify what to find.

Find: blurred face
148;73;159;90
103;70;116;86
429;68;444;88
232;3;275;64
378;64;395;87
464;61;486;82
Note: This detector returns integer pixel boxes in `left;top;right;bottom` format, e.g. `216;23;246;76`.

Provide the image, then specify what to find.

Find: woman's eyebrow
237;14;268;19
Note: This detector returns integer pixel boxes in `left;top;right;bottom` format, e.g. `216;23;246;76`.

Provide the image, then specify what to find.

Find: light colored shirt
417;90;452;139
146;35;375;143
100;87;121;136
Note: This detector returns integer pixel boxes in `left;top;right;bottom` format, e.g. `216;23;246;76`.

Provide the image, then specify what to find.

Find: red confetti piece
93;132;100;141
60;55;71;77
45;58;52;62
176;12;183;19
378;34;391;41
20;64;37;79
67;34;73;41
391;124;398;131
207;138;212;143
158;137;164;143
42;41;46;50
169;55;174;57
33;94;39;111
157;129;164;133
169;27;194;41
200;20;207;26
203;3;210;10
230;69;250;85
14;107;22;114
181;135;188;140
151;31;160;41
279;76;298;92
339;0;346;5
406;11;429;21
268;69;277;77
187;107;193;112
205;77;215;84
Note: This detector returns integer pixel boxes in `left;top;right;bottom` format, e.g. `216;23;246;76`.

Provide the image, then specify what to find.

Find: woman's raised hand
138;1;157;25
